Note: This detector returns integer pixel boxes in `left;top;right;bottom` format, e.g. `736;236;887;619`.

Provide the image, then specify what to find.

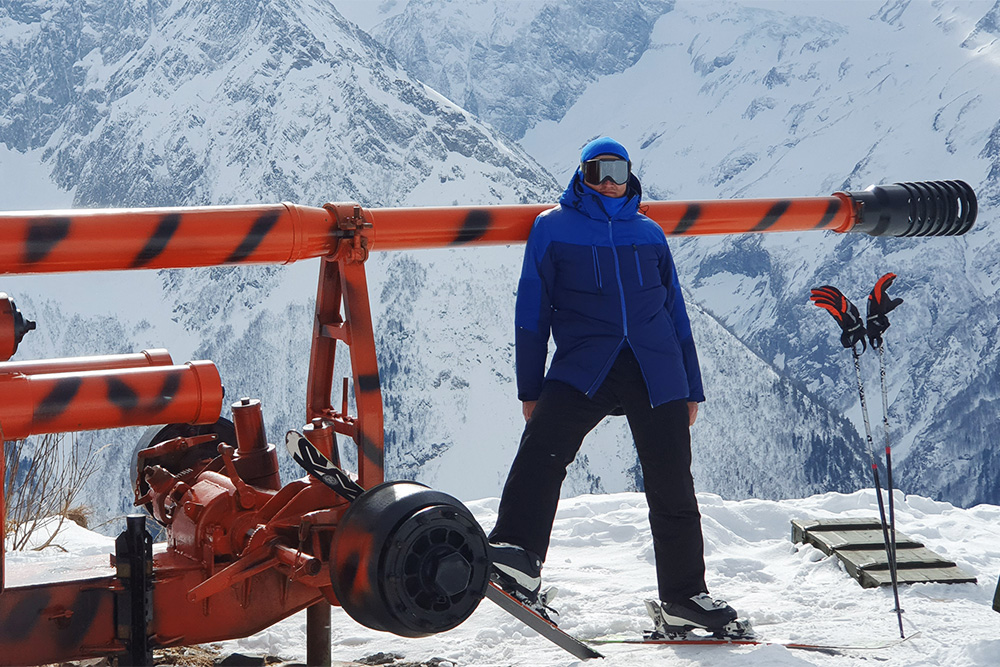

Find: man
488;137;740;636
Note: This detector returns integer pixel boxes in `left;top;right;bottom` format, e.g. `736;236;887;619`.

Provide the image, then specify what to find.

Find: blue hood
561;170;643;221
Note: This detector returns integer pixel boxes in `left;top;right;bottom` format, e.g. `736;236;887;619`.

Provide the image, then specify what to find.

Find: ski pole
851;344;904;638
866;273;905;637
810;285;904;638
877;345;898;580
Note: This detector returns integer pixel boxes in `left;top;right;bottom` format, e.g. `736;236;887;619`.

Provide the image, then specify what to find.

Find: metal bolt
432;551;472;597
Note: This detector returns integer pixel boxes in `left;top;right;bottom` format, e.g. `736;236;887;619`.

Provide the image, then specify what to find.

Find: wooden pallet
791;518;977;589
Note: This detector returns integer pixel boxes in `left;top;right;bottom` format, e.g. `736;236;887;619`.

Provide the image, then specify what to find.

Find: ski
588;630;920;655
485;582;604;660
285;430;364;501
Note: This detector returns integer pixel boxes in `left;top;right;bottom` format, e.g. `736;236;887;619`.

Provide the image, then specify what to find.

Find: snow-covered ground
10;488;999;666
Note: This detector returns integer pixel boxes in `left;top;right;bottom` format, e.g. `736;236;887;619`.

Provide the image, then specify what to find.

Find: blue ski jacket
515;171;705;407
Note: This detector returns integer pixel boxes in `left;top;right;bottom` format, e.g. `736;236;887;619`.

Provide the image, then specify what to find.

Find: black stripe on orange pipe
132;213;181;268
35;377;82;422
226;210;281;263
815;198;843;230
672;203;701;236
152;373;182;412
453;210;492;246
24;217;71;264
752;200;792;232
106;377;139;411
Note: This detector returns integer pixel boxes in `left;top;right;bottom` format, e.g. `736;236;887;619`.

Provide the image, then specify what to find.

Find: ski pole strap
810;285;867;353
867;273;903;348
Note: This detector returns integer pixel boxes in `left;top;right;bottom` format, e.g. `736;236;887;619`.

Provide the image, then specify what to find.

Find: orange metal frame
0;185;971;665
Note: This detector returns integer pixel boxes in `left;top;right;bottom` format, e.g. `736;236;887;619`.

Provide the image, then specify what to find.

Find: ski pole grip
842;180;977;237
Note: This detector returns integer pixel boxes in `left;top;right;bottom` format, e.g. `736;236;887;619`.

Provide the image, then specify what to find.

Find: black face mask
581;158;631;185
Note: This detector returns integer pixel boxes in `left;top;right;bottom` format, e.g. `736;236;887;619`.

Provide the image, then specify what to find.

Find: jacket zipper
632;244;643;287
592;245;603;292
609;219;629;338
585;197;632;397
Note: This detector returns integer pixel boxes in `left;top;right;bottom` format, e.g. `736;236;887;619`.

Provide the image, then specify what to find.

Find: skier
488;137;740;636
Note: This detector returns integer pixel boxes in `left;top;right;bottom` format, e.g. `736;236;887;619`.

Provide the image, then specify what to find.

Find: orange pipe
364;196;854;251
0;203;335;274
0;361;223;441
0;199;847;272
0;349;173;376
0;180;975;274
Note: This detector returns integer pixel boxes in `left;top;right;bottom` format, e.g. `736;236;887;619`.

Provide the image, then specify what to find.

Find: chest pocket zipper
632;244;644;287
592;246;603;292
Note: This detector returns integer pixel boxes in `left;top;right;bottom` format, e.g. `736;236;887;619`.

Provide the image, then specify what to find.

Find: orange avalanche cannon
0;347;173;375
0;361;223;440
1;392;489;666
0;180;978;274
0;179;977;666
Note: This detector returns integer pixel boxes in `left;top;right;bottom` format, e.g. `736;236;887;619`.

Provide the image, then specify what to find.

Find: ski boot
644;594;754;640
490;542;560;623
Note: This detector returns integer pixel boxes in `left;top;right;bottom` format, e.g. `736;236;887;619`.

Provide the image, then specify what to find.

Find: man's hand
688;401;698;426
522;400;537;422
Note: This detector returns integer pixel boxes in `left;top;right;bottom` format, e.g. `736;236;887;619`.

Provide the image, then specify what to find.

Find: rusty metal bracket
324;203;372;263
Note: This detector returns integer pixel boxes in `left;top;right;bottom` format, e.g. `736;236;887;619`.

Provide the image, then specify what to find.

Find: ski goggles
581;158;631;185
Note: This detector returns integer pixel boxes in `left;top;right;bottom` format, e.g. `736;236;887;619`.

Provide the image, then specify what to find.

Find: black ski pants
489;346;708;603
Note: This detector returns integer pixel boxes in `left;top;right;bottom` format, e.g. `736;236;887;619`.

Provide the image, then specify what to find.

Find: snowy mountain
0;0;869;531
0;0;554;524
12;488;1000;666
368;0;674;139
367;0;1000;506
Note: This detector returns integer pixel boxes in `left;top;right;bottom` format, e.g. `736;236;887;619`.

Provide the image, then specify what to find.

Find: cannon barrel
0;180;976;275
0;361;223;441
367;179;977;250
0;348;173;376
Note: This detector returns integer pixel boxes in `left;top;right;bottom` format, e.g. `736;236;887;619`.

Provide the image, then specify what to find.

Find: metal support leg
116;514;154;666
306;601;332;666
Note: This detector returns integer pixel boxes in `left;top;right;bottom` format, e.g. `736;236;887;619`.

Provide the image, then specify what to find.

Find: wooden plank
800;528;920;554
837;546;954;570
860;566;978;589
791;518;978;589
791;518;883;543
836;547;968;584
